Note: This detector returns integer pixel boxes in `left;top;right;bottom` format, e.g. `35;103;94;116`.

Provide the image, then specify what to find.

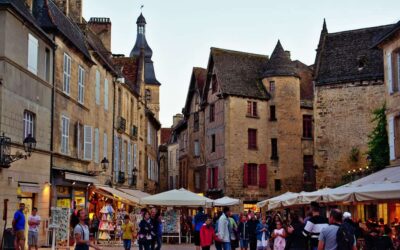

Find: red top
200;223;215;247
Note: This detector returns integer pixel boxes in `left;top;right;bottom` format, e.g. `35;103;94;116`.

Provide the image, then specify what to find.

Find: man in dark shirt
247;211;259;250
150;208;161;250
303;202;329;250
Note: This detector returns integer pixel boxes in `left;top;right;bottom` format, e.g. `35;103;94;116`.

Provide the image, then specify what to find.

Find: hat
343;212;352;219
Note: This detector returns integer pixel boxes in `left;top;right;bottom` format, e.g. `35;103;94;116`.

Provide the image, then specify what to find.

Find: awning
140;188;214;207
213;196;241;206
19;182;40;193
65;172;99;184
118;188;150;201
95;186;140;205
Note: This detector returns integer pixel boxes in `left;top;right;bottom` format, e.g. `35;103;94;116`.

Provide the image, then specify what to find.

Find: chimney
54;0;82;23
88;17;112;52
285;50;291;59
172;114;184;128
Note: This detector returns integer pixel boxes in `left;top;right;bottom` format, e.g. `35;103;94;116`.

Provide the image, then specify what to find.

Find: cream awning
95;186;141;205
19;182;40;193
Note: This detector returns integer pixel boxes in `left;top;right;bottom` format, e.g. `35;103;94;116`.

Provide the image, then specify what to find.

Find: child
238;215;250;250
256;217;269;250
121;215;135;250
200;216;215;250
272;220;286;250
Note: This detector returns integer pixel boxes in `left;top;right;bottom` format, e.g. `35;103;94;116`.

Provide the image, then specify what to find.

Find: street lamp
131;167;138;186
0;133;36;168
101;157;109;172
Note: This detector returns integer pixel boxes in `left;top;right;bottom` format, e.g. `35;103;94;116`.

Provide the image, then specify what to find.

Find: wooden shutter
387;52;393;94
243;163;248;187
213;167;218;189
28;34;38;74
389;116;395;160
104;79;109;110
259;164;267;188
84;126;92;160
208;168;212;189
94;128;99;163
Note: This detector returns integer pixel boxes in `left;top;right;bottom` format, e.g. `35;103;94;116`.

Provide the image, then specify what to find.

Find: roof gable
112;56;140;95
183;67;206;115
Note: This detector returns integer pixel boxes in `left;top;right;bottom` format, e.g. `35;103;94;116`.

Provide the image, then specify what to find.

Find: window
63;53;71;94
95;70;100;105
248;129;257;149
195;172;200;190
114;136;120;181
170;176;173;189
275;179;282;191
211;134;216;153
209;104;215;122
247;101;258;117
269;81;275;94
61;116;69;154
247;163;258;186
127;142;132;178
271;138;278;160
75;122;82;158
23;111;35;138
392;116;400;159
45;48;51;82
212;74;218;93
118;88;122;116
121;140;126;172
78;66;85;104
193;112;199;131
194;140;200;157
94;128;99;163
208;167;218;189
28;34;38;74
145;89;151;102
83;126;92;160
270;105;277;121
303;115;313;138
102;78;108;110
103;133;108;158
303;155;316;191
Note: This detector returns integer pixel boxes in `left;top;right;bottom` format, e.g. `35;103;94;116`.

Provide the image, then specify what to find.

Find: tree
367;104;389;171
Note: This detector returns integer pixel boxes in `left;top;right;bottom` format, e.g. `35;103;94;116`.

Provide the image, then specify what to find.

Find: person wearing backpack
317;209;356;250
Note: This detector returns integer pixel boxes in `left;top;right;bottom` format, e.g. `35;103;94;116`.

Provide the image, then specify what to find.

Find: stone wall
314;81;385;187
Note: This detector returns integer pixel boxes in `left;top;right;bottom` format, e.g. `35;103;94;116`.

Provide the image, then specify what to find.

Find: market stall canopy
95;185;141;205
140;188;214;207
257;192;299;209
118;188;150;201
213;196;241;206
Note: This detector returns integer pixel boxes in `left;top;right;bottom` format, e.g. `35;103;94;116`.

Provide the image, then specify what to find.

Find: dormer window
358;56;367;71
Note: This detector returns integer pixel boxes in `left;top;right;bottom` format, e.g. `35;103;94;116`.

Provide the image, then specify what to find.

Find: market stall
213;196;241;206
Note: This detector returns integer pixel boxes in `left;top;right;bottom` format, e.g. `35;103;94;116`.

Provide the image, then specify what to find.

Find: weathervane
140;5;144;12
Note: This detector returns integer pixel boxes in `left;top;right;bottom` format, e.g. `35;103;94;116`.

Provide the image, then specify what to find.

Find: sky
83;0;400;127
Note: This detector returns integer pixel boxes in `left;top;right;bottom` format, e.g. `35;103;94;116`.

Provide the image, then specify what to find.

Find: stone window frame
269;105;277;121
303;115;313;139
247;163;258;186
211;134;216;153
271;138;279;160
248;128;257;150
209;104;215;122
247;101;258;118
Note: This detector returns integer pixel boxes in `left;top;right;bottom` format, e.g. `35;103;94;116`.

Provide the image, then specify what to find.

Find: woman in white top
272;220;286;250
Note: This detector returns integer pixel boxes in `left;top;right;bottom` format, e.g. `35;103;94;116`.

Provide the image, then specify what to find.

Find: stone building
177;41;314;206
181;67;207;193
112;13;161;194
375;21;400;166
0;0;54;245
33;0;117;208
165;114;183;190
313;21;394;187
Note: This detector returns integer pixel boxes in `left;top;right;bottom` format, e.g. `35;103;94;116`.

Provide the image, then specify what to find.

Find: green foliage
349;147;360;163
367;104;389;171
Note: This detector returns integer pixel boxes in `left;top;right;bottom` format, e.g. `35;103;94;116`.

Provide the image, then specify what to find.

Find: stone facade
0;3;54;246
376;23;400;166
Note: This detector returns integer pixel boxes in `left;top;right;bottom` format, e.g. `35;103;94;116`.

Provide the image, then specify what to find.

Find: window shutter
128;142;132;176
94;128;99;163
243;163;248;187
387;52;393;94
121;140;125;172
133;143;137;168
114;136;119;171
213;167;218;189
104;79;109;110
84;126;92;160
389;116;395;160
208;168;212;189
95;70;100;104
28;34;38;74
259;164;267;188
103;133;107;158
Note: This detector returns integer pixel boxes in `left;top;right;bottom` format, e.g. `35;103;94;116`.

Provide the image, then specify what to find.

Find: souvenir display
98;204;114;241
51;207;70;245
163;209;180;234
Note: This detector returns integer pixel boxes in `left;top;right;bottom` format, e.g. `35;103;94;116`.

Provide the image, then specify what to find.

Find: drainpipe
111;79;116;186
49;39;57;216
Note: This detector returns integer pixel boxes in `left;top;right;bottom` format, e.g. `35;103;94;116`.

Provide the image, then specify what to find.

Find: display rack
98;204;114;242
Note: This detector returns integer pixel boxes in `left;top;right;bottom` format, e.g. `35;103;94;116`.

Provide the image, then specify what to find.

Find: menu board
51;207;70;243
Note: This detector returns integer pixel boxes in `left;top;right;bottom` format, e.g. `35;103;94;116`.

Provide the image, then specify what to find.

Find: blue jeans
222;242;231;250
139;241;150;250
123;239;131;250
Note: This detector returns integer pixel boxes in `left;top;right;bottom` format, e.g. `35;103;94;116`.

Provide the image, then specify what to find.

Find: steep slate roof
374;20;400;46
207;47;270;100
160;128;172;145
183;67;207;115
315;24;395;85
0;0;54;45
35;0;92;60
112;56;140;95
263;40;298;78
